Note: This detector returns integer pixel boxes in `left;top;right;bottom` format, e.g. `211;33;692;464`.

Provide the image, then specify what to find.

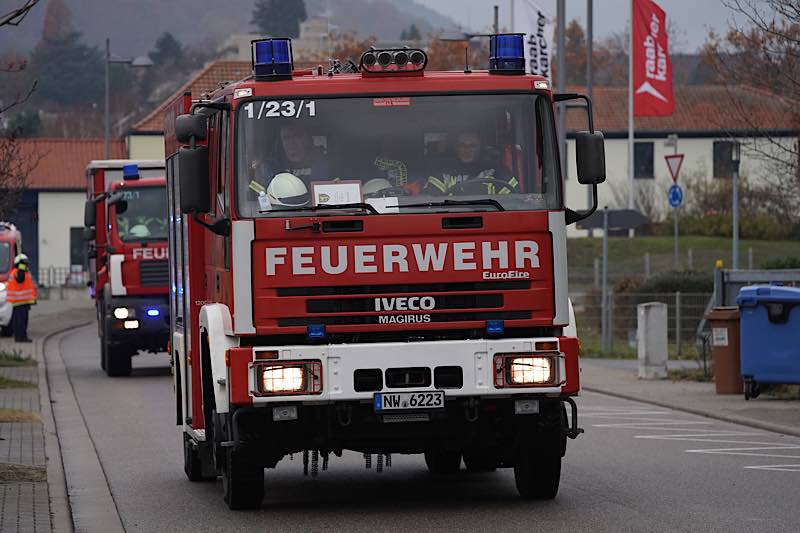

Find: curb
44;325;125;533
583;386;800;439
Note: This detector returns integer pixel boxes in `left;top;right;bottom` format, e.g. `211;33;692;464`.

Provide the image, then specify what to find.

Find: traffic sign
668;184;683;208
665;154;684;183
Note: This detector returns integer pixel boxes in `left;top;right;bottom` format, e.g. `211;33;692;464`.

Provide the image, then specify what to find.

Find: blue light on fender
146;308;160;317
307;324;326;340
489;33;525;74
122;164;140;180
252;38;293;80
486;320;505;336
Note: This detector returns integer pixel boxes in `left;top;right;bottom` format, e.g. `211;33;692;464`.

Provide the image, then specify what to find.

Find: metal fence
37;267;89;289
572;291;713;354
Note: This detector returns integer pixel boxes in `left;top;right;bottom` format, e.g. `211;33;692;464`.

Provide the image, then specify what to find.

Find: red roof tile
20;138;127;190
566;85;798;134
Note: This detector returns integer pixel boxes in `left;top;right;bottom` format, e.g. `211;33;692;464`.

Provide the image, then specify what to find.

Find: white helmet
130;224;151;238
362;178;392;196
13;253;28;266
267;173;309;208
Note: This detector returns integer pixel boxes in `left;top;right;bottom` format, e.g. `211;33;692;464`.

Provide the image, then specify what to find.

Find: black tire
0;325;12;338
463;450;496;472
222;448;264;510
514;445;561;500
424;450;461;474
183;434;216;482
104;337;132;377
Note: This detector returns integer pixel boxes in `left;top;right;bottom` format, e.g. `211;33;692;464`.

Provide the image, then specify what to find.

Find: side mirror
175;114;208;144
83;226;96;241
575;131;606;185
179;146;210;213
84;199;96;227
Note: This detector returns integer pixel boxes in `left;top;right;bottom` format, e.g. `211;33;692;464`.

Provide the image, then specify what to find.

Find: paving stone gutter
0;302;94;533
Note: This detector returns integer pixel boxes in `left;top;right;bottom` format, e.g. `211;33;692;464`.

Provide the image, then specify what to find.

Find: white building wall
128;134;165;160
38;192;85;270
563;135;794;236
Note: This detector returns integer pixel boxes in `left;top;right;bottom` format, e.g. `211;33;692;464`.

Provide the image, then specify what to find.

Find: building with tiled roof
12;139;127;274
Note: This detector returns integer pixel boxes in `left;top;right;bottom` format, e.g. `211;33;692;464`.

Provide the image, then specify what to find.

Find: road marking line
582;411;672;417
637;438;794;446
686;445;800;452
593;420;713;428
745;464;800;472
686;451;800;459
635;432;764;439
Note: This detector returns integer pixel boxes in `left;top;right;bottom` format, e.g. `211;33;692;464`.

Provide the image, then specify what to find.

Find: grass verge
0;376;36;389
0;408;40;423
668;367;713;382
0;349;36;367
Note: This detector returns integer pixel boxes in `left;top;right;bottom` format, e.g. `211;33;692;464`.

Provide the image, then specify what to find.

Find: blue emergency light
307;324;326;340
489;33;525;75
146;308;160;317
486;319;505;336
122;164;140;180
252;38;294;81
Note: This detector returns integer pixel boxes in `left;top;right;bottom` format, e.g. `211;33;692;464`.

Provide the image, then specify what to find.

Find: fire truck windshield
114;186;168;242
0;243;9;274
236;93;560;217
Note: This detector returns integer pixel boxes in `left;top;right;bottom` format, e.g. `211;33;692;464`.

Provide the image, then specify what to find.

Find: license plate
374;391;444;411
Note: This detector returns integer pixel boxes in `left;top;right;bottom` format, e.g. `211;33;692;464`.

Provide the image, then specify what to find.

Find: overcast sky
417;0;736;52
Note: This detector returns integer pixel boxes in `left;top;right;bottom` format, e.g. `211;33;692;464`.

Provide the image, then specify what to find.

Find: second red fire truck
0;222;23;336
165;34;605;509
85;160;170;376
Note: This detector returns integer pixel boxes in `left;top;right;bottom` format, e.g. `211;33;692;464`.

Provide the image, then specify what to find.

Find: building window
713;141;734;178
70;227;85;269
634;142;654;179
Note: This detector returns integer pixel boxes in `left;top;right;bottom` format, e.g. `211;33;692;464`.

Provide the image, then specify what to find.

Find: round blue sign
668;184;683;208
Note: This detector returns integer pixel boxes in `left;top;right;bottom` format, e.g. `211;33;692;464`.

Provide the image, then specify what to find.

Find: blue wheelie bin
737;285;800;400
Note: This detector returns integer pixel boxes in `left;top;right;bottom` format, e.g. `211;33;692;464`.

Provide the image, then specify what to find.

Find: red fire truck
165;35;605;509
0;222;23;336
84;160;170;376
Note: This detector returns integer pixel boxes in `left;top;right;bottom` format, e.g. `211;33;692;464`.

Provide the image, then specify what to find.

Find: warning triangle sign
665;154;684;183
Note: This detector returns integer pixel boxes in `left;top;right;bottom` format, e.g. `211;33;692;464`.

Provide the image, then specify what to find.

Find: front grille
385;367;432;389
434;366;463;389
308;293;503;314
278;310;531;327
354;369;383;392
139;260;168;286
278;280;530;297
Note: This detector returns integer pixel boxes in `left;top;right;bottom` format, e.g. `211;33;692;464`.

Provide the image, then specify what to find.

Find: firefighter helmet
362;178;392;196
13;253;28;266
130;224;151;238
267;173;309;208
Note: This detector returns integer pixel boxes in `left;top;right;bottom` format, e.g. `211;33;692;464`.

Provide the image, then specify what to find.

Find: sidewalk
0;299;93;532
581;358;800;437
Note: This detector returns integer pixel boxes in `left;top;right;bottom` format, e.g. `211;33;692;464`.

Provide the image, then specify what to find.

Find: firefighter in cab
6;254;37;343
425;129;518;195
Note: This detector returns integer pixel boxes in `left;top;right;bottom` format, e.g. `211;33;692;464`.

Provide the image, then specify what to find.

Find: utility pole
556;0;566;178
731;142;741;269
104;38;110;159
494;5;499;34
586;0;594;236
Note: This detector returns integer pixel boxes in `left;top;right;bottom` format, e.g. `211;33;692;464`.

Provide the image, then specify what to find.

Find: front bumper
107;296;169;346
228;337;580;405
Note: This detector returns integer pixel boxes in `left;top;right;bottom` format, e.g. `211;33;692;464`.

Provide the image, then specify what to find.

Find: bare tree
1;1;42;217
702;0;800;214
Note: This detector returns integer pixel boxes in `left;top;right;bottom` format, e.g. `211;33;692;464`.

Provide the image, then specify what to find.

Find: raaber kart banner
633;0;674;116
512;0;554;82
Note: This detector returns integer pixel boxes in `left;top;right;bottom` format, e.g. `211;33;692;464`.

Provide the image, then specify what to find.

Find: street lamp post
731;141;741;269
104;38;153;158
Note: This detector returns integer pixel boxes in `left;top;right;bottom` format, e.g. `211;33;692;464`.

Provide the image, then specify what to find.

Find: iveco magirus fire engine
85;160;170;376
165;34;605;509
0;222;23;336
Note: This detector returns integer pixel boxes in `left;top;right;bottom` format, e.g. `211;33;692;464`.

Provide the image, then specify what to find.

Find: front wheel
514;441;561;499
104;337;132;377
222;448;264;510
424;450;461;474
0;325;11;338
183;434;216;482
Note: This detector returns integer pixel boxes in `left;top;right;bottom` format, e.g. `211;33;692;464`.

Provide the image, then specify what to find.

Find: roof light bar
251;38;294;81
122;164;140;180
489;33;525;75
360;47;427;76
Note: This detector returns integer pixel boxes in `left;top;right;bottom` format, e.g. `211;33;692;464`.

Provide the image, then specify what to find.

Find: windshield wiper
394;199;505;212
260;202;379;215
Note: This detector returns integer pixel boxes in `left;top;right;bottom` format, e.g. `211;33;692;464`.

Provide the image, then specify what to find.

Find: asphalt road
57;325;800;532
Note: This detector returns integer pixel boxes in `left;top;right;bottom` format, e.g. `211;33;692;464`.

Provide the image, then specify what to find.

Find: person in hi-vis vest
6;254;37;343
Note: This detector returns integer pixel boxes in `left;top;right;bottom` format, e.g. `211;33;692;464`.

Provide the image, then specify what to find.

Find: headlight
494;353;561;388
123;320;139;329
113;307;130;320
255;360;323;396
509;357;552;385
